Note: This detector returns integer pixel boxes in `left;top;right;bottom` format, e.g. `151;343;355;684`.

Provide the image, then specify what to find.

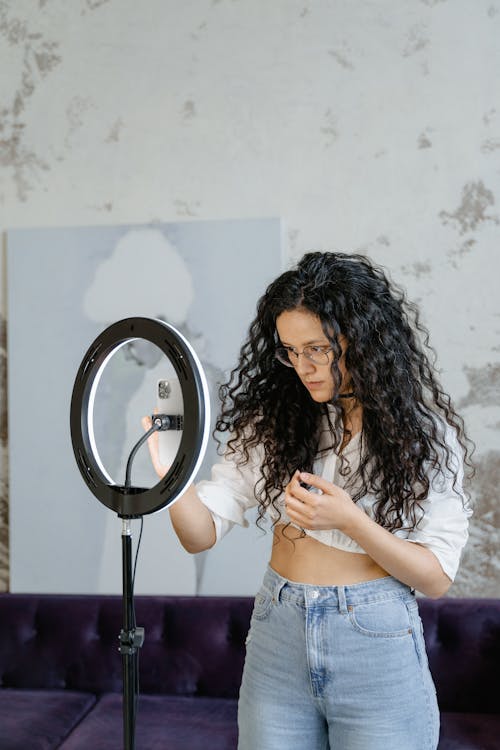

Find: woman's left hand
285;471;358;533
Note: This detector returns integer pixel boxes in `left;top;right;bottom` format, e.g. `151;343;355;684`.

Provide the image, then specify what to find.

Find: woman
145;251;473;750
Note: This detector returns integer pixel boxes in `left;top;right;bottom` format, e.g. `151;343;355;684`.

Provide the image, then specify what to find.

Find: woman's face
275;308;350;403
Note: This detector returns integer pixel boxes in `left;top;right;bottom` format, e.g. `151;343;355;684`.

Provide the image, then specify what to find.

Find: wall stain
85;0;112;9
483;108;497;126
0;3;61;200
439;181;499;235
481;138;500;153
488;5;499;18
105;118;123;143
321;109;338;147
88;201;113;212
190;22;208;41
32;39;61;76
0;7;28;45
420;60;430;77
173;199;201;217
459;362;500;409
447;238;476;268
452;450;500;597
182;100;197;121
328;48;354;71
401;261;432;279
288;228;300;254
402;24;429;57
66;96;92;136
417;131;432;149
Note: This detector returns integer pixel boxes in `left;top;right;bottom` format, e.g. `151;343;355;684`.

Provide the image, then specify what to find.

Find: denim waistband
262;565;414;613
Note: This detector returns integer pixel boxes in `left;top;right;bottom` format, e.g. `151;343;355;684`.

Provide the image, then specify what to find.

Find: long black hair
215;251;473;533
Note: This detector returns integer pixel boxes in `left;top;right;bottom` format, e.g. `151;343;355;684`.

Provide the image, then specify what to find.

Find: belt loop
338;585;348;614
273;577;287;604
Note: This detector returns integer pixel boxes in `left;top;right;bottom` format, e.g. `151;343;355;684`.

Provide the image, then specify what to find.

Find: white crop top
196;418;472;582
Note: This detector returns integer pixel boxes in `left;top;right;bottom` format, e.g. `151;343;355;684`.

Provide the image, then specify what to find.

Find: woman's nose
295;356;316;375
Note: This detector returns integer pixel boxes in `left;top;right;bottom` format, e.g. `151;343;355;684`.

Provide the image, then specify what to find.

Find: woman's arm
169;485;217;554
285;471;452;598
339;506;451;598
142;416;216;554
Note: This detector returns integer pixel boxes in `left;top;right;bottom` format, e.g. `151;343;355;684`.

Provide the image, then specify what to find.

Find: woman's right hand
142;412;216;553
141;413;169;479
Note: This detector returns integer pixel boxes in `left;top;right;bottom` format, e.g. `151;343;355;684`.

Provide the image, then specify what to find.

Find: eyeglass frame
274;344;334;368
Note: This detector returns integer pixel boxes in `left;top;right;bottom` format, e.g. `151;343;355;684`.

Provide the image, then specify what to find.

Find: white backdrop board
7;219;281;595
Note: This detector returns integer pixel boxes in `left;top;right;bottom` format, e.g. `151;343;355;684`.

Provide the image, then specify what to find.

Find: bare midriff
270;523;390;586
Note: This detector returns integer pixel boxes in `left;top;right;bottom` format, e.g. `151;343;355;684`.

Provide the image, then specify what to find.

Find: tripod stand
69;319;211;750
118;517;144;750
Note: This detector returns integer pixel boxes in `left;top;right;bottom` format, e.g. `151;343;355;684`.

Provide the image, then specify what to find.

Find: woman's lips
304;381;324;390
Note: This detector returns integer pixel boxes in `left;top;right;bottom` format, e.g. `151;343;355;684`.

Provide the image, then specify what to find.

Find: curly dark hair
215;251;473;534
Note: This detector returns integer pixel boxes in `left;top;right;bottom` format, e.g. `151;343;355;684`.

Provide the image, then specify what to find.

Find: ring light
70;317;211;518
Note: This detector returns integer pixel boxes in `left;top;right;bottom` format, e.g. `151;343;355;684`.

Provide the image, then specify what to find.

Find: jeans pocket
252;587;274;622
348;596;414;638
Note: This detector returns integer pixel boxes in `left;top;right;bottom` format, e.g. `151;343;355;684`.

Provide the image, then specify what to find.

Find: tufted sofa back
0;594;251;698
418;597;500;714
1;594;499;712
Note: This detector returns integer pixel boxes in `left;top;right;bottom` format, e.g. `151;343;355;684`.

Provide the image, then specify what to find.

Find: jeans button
311;590;319;599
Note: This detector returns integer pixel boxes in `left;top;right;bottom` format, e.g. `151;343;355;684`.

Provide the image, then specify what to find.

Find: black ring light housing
70;317;210;518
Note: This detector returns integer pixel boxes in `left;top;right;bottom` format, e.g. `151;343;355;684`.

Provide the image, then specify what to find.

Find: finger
288;476;316;504
141;415;152;431
298;472;335;494
284;470;300;492
286;495;313;522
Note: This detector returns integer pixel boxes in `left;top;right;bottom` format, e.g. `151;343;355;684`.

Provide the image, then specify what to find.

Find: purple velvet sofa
0;593;499;750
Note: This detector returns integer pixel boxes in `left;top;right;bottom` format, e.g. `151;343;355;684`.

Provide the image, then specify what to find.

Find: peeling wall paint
0;2;62;201
0;0;499;595
453;451;500;597
440;181;499;235
459;363;500;409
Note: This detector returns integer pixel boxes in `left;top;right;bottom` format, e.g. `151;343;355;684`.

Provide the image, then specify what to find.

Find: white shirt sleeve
403;423;473;582
195;444;262;543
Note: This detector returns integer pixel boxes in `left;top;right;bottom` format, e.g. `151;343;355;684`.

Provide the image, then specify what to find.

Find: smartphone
299;480;323;495
156;378;183;467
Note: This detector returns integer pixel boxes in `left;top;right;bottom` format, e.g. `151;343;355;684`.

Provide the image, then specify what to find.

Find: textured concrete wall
0;0;499;595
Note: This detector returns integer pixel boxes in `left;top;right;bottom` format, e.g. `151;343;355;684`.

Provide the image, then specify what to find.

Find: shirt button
311;590;320;599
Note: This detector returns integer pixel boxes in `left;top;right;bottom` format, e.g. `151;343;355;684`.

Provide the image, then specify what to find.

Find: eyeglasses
275;345;333;368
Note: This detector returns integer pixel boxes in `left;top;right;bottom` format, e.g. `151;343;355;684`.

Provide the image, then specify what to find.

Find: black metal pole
119;519;144;750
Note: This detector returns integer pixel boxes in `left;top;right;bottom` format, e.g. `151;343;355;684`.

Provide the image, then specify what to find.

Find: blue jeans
238;566;439;750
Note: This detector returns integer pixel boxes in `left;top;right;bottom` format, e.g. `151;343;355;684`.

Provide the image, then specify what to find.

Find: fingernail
300;472;309;481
